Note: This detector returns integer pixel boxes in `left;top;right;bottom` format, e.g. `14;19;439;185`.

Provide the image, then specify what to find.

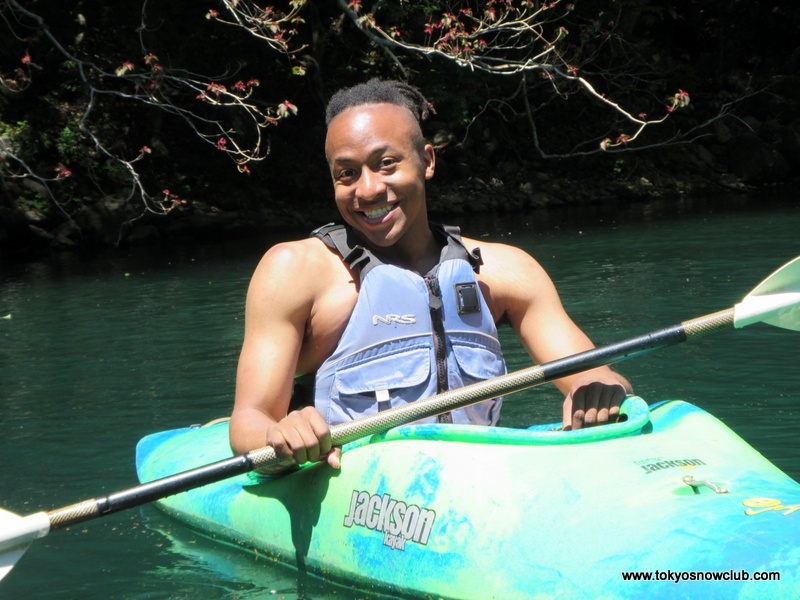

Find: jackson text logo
636;457;706;474
343;490;436;550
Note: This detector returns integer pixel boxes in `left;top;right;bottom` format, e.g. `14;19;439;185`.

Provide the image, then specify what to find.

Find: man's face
325;103;435;250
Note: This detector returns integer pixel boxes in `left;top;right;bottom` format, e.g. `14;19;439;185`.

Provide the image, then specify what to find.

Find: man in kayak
230;79;631;468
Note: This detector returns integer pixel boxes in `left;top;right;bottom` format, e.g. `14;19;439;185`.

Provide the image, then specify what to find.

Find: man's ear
423;144;435;180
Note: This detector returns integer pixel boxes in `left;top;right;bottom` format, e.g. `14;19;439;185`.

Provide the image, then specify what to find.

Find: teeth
363;205;392;219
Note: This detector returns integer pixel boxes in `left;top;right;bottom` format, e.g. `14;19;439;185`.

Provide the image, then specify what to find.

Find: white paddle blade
1;543;28;582
734;256;800;331
0;509;50;581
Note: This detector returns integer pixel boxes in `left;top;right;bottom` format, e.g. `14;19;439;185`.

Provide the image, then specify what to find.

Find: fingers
562;394;577;431
564;380;627;431
266;407;338;467
327;447;342;470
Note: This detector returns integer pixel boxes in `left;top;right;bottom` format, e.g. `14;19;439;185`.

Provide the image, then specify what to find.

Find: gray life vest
307;223;506;426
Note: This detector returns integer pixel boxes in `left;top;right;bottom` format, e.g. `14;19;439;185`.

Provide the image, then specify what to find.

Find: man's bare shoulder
462;236;550;284
247;237;351;307
259;237;331;267
253;238;342;280
461;236;566;333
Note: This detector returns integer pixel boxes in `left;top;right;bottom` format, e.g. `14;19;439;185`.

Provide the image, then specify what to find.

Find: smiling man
230;79;630;469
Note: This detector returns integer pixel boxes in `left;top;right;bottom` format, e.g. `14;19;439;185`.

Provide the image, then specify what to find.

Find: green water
1;194;798;598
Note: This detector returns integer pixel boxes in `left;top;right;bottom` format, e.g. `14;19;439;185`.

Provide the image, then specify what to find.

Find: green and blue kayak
136;397;800;598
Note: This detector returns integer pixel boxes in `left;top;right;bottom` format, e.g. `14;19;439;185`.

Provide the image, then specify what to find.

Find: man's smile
361;204;396;221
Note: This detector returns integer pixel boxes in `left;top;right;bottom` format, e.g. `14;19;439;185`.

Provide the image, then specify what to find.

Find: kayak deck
136;398;800;598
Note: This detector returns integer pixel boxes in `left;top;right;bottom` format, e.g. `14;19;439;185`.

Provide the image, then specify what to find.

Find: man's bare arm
230;240;339;467
474;240;631;429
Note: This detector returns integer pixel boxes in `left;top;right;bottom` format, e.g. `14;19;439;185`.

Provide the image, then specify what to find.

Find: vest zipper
426;275;453;424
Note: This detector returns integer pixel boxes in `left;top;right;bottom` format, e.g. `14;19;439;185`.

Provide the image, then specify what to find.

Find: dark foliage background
1;1;798;257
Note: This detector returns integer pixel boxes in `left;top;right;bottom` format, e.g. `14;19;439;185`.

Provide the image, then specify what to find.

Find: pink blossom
115;61;135;76
55;164;72;178
207;82;226;95
277;100;298;118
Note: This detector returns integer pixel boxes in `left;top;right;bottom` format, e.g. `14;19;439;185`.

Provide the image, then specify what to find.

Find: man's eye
336;169;356;181
380;158;397;169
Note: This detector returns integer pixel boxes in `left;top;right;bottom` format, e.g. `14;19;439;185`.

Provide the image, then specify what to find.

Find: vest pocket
450;337;506;385
448;338;506;425
331;345;432;422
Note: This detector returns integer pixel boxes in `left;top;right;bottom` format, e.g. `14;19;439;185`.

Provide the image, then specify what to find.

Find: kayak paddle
1;255;798;581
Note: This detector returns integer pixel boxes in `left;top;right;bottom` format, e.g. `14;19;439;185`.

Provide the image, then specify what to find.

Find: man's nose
355;168;386;202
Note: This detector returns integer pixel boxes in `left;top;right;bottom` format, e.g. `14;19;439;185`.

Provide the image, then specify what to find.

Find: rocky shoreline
2;118;798;262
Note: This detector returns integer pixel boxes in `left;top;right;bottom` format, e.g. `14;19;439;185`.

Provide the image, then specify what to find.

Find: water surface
1;193;798;598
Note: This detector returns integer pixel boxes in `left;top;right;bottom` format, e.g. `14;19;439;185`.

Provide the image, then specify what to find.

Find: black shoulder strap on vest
311;222;483;282
432;223;483;274
311;223;374;281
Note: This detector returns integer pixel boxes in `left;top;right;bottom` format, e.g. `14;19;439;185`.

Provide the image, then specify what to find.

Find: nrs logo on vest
372;314;416;326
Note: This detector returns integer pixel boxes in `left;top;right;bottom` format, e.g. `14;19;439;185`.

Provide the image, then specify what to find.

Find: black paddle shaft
47;454;259;529
46;308;735;531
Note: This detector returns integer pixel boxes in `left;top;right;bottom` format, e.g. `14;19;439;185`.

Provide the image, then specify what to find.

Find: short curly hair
325;78;435;126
